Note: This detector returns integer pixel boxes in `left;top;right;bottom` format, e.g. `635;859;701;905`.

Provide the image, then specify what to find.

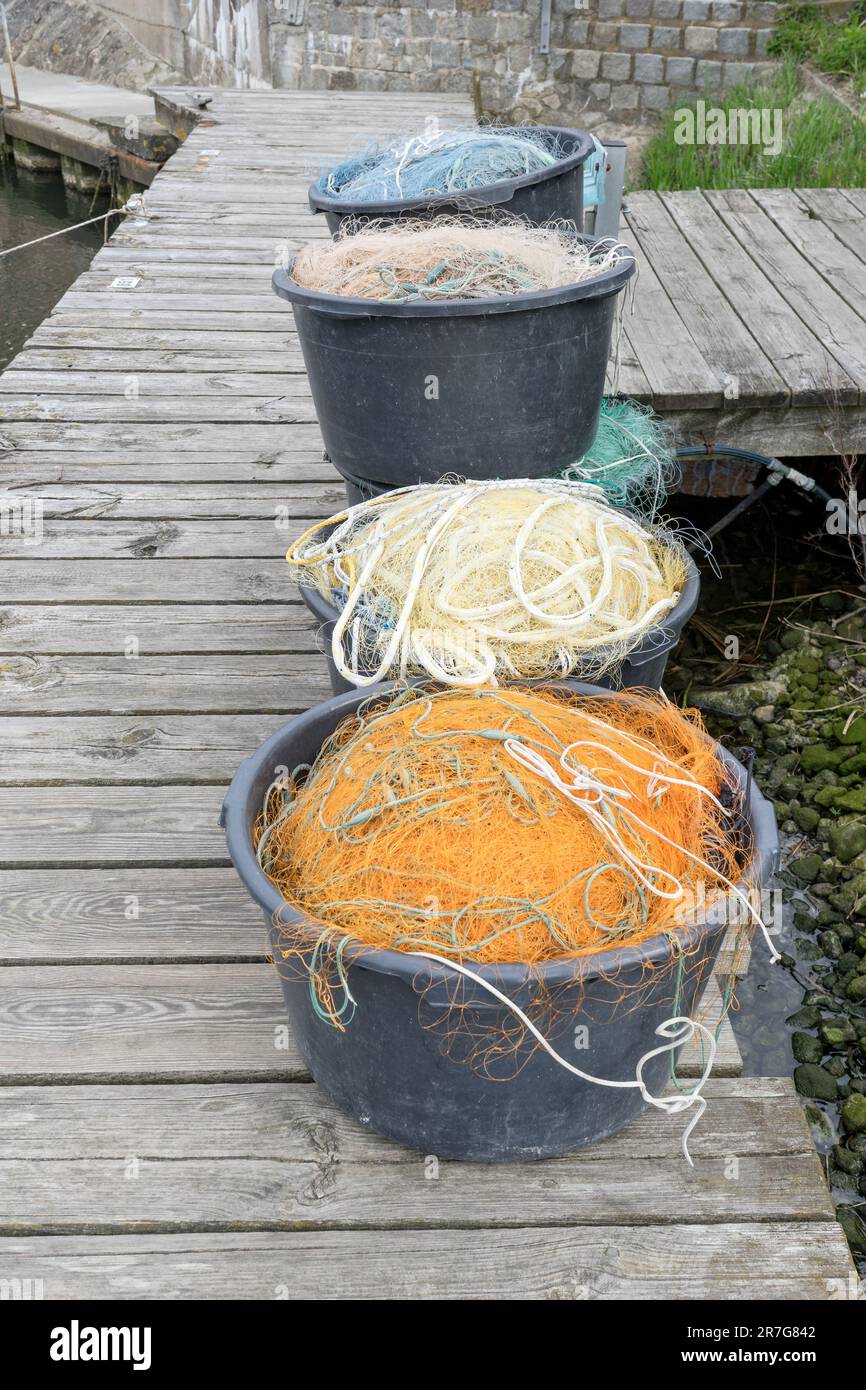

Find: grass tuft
768;2;866;87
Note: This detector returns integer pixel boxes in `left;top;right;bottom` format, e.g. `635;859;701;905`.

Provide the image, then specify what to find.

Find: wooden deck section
0;89;856;1299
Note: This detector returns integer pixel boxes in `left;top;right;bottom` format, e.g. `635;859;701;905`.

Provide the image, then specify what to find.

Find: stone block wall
275;0;781;123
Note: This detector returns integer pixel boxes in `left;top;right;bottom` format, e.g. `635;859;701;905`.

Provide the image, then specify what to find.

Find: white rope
0;206;128;259
412;949;717;1165
503;734;781;963
289;479;687;686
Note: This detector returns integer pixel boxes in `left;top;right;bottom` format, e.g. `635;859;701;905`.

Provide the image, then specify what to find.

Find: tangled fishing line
288;479;690;687
291;216;631;302
567;398;681;516
314;125;567;202
255;685;773;1160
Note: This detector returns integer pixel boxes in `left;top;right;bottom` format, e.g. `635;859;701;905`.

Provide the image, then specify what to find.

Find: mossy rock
795;652;821;672
794;1063;838;1100
790;854;824;883
813;786;842;808
842;1092;866;1133
791;1031;824;1063
821;1014;857;1041
837;1207;866;1255
819;930;844;960
847;976;866;1003
829;886;856;913
803;1102;835;1143
833;1143;862;1175
796;939;823;961
835;716;866;745
829;821;866;865
817;907;844;927
787;1004;822;1028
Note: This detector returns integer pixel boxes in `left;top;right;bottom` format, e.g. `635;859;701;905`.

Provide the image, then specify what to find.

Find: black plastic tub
309;126;596;235
272;236;635;485
336;460;386;508
221;681;779;1161
298;550;701;696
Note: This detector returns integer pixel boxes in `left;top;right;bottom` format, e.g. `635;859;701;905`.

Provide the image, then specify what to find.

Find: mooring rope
0;194;144;258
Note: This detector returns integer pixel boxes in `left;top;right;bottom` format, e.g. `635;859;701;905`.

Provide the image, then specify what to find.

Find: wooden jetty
0;89;857;1299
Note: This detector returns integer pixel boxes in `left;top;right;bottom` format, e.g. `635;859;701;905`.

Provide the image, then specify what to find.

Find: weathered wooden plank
0;1078;800;1161
0;962;738;1080
842;187;866;220
797;187;866;267
0;519;324;558
752;188;866;326
0;605;312;653
2;407;854;460
0;372;311;397
0;483;342;515
0;396;318;424
615;217;722;410
0;868;266;961
0;1224;851;1300
0;653;329;714
0;1146;830;1232
0;788;228;867
5;347;635;398
659;190;858;405
0;422;321;449
706;189;866;398
12;347;306;372
666;404;864;457
626;192;788;407
92;246;296;265
0;464;339;486
25;326;299;351
37;312;301;331
0;559;289;601
0;714;292;783
67;268;288;289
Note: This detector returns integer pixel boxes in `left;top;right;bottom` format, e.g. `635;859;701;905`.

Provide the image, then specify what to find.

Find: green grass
641;63;866;190
768;1;866;87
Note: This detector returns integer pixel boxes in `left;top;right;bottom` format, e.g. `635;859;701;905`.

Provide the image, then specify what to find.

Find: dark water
0;160;107;370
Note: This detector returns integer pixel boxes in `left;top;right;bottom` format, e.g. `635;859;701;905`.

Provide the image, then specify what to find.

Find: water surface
0;160;108;370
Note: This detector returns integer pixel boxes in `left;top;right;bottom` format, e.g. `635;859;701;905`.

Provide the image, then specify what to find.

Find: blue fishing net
316;126;567;202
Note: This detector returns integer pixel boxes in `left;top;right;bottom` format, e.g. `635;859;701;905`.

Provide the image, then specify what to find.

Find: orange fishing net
255;686;752;971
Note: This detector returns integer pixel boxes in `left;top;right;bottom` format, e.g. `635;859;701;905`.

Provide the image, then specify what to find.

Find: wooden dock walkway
0;88;857;1299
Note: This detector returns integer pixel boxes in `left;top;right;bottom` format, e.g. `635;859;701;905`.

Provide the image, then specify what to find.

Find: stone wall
6;0;273;91
4;0;184;92
96;0;273;88
282;0;782;124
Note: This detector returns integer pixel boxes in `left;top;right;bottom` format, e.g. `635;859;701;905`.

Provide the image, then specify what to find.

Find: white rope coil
288;479;691;687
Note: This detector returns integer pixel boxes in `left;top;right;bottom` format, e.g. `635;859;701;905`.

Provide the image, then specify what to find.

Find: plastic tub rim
307;125;596;219
273;235;635;320
221;680;779;994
